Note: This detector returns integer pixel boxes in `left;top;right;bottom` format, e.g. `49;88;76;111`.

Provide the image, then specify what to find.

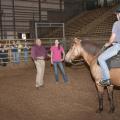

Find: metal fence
0;38;67;66
0;36;109;67
0;39;34;66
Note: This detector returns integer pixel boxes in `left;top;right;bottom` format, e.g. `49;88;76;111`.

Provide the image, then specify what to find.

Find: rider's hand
104;42;111;48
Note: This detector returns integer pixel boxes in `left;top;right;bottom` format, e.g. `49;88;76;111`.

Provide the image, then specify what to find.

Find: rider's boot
99;79;111;86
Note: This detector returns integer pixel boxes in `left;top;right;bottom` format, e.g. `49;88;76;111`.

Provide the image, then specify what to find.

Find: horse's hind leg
96;85;104;113
107;85;115;113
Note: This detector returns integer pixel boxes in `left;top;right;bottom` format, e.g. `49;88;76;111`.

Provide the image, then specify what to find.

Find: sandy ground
0;62;120;120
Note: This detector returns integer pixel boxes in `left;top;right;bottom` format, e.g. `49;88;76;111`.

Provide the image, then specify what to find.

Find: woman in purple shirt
31;39;47;89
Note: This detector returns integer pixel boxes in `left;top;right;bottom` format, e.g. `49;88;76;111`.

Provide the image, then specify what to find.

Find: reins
70;58;85;66
95;45;110;58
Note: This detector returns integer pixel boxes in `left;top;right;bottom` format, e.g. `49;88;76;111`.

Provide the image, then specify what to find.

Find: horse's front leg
107;85;115;113
96;84;104;113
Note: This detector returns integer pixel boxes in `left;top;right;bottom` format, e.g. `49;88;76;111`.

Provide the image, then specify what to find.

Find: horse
65;38;120;113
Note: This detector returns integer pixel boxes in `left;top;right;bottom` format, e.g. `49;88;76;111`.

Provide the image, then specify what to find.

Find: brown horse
65;38;120;113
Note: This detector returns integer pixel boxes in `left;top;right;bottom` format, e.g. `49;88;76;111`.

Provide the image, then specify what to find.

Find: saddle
107;51;120;69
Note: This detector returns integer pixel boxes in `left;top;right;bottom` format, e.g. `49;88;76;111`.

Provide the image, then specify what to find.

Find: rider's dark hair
115;8;120;13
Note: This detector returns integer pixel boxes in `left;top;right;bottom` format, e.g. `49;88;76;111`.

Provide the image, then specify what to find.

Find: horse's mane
81;40;100;56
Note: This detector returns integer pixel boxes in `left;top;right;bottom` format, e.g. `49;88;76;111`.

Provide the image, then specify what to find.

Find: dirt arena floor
0;62;120;120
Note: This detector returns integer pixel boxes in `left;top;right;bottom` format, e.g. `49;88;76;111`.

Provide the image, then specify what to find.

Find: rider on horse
98;7;120;86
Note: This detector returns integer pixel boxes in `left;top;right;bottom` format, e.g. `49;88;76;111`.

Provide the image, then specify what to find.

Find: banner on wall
22;33;26;40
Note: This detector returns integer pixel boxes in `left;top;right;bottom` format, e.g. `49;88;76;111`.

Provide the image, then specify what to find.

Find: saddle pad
107;52;120;69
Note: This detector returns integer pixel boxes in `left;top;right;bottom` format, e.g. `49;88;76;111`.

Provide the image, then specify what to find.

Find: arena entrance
35;23;66;51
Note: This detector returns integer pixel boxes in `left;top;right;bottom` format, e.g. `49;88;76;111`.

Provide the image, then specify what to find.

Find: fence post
62;37;67;53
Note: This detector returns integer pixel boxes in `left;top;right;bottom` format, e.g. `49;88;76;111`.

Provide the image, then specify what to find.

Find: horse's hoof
108;108;115;113
96;108;103;113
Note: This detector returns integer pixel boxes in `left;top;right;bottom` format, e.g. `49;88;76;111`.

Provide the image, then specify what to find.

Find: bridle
69;41;85;66
70;58;84;66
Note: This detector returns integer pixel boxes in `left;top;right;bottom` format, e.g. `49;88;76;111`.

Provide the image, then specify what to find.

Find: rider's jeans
98;43;120;80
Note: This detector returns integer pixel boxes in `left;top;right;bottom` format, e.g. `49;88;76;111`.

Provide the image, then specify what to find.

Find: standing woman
31;39;47;89
50;39;68;84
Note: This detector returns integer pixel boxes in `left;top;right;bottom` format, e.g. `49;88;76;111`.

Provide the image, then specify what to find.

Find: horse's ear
80;40;82;42
80;40;82;44
74;37;78;41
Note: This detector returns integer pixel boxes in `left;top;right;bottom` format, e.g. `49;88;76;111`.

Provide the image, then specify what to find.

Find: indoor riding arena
0;0;120;120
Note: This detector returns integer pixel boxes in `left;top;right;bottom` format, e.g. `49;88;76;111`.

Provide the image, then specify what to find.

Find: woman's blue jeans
53;61;68;83
98;43;120;80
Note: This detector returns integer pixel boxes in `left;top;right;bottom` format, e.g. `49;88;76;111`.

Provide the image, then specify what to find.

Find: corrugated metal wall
0;0;64;39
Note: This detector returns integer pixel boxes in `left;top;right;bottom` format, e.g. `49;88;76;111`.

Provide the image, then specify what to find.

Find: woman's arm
61;50;65;61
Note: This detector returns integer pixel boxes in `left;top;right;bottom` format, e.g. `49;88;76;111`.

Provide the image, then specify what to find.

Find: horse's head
65;38;82;63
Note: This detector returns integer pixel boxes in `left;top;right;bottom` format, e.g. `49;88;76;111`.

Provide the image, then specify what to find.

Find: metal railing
0;38;67;66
